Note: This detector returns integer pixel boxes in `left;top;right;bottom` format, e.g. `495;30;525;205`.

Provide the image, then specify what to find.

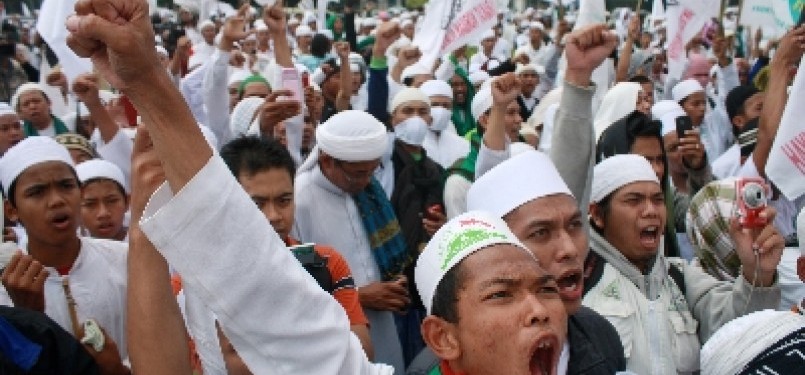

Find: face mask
394;116;429;146
430;107;452;133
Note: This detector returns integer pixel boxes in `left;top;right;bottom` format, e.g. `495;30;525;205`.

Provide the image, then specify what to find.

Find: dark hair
402;76;414;87
220;136;296;182
310;34;332;58
82;178;127;198
590;193;613;232
596;111;663;163
431;262;464;323
628;75;652;85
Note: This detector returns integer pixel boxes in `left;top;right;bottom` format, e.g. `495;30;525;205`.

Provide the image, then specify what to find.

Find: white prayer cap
155;45;168;57
11;82;48;110
798;207;805;255
317;110;388;162
515;63;545;76
672;79;704;102
0;103;16;117
529;21;545;31
415;211;533;314
295;25;314;37
467;151;572;217
419;80;453;100
0;136;74;196
401;63;432;81
591;154;659;203
199;20;216;30
254;19;268;31
469;70;490;86
228;69;252;86
471;85;493;121
76;159;128;193
480;29;496;41
651;100;686;136
230;97;264;136
319;30;334;40
362;18;376;27
391;87;430;113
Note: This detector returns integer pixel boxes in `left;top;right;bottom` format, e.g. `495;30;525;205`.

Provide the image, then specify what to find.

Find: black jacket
406;307;625;375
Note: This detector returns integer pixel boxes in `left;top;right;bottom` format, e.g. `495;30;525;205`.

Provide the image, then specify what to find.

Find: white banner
413;0;499;68
739;0;800;34
36;0;92;84
665;0;720;81
767;56;805;200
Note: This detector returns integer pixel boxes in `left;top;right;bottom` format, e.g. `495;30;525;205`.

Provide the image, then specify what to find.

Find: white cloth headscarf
593;82;641;140
297;110;389;174
229;97;264;136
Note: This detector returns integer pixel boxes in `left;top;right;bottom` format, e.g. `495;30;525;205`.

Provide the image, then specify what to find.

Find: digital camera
735;178;769;229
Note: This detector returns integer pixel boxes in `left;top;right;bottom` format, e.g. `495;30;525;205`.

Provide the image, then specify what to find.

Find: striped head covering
686;178;741;281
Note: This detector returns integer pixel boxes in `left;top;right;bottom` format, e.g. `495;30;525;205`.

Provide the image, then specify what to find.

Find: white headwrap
314;110;388;162
419;80;453;100
593;82;641;140
468;151;572;217
76;159;129;193
591;154;660;203
672;79;704;102
415;211;533;314
530;21;545;31
390;87;430;113
0;136;74;196
401;63;432;81
229;97;264;136
652;100;687;136
471;85;493;122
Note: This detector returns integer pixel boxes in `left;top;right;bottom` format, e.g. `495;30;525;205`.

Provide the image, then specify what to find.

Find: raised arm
367;21;401;125
615;15;638;83
335;41;353;112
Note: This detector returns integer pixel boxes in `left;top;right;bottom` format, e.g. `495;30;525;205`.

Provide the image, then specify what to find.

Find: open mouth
556;270;583;301
50;213;71;230
639;225;660;248
529;336;558;375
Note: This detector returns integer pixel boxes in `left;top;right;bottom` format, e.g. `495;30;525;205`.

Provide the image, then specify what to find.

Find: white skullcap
401;63;432;81
319;30;334;40
415;211;533;314
592;154;660;203
230;97;264;136
798;207;805;255
468;150;572;217
199;20;215;30
391;87;430;113
254;19;267;31
480;29;496;41
11;82;48;110
515;63;545;75
530;21;545;31
652;100;687;136
419;80;453;100
316;110;388;162
155;45;168;57
702;310;805;375
295;25;314;37
76;159;128;193
471;85;493;121
228;69;252;86
672;79;704;102
469;70;490;85
362;18;376;27
0;103;16;117
0;136;74;197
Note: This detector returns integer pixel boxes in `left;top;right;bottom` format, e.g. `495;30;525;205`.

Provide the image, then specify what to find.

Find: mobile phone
119;95;138;127
289;243;316;264
675;115;694;139
735;178;769;229
281;68;303;102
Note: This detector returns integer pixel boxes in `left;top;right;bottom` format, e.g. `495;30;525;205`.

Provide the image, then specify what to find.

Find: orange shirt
287;237;369;327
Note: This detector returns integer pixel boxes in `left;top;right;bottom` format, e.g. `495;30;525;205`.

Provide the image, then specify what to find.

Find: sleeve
717;62;740;103
203;49;233;147
96;130;134;186
486;59;516;77
549;80;597;217
474;142;510;180
444;175;471;219
683;261;781;342
139;156;392;375
320;246;369;327
367;61;390;125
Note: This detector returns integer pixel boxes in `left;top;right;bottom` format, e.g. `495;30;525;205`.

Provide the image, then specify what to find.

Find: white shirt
140;156;392;375
711;144;741;179
422;129;470;169
0;237;129;359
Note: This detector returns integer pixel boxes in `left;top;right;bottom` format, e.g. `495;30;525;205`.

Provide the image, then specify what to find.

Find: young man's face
504;194;587;314
631;136;665;182
238;168;295;240
0;113;22;154
430;245;567;375
6;161;81;248
681;92;707;125
732;93;764;129
591;181;665;271
80;179;128;240
391;101;431;127
504;101;523;141
450;75;468;104
519;71;539;95
17;91;50;126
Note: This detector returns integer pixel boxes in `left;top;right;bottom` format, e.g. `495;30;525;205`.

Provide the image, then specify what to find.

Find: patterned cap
54;133;95;159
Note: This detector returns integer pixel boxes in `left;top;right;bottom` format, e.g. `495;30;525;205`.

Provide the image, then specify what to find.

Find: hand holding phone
280;68;303;102
675;115;694;140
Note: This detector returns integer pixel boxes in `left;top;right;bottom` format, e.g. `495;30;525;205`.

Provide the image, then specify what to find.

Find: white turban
76;159;129;193
401;63;432;81
230;97;264;136
530;21;545;31
468;70;490;86
0;137;74;197
592;154;660;203
652;100;687;136
419;80;453;100
672;79;704;102
593;82;641;139
471;85;493;121
199;20;215;31
316;110;388;162
415;211;533;314
390;87;430;113
468;151;572;217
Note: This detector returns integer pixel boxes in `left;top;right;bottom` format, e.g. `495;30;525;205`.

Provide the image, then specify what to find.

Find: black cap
726;85;759;123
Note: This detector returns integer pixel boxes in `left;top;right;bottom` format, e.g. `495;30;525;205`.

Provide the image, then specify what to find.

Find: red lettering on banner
441;0;497;52
781;132;805;174
668;8;695;60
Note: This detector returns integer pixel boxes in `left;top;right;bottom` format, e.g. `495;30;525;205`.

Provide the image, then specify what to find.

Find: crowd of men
0;0;804;374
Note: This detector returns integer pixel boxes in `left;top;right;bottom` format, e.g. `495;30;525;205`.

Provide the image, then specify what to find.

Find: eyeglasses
335;159;380;186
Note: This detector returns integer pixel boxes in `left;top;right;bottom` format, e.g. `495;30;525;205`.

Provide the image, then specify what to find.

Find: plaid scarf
686;178;742;281
353;177;411;281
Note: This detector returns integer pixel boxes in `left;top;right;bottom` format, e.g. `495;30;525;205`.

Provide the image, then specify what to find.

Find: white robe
140;156;392;375
422;130;470;169
0;237;128;359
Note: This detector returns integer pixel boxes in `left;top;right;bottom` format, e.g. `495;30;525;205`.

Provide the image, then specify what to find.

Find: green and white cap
415;211;534;314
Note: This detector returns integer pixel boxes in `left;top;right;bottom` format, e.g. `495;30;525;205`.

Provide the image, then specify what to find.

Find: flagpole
719;0;727;36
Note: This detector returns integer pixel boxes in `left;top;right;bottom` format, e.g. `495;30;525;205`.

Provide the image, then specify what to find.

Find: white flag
767;56;805;200
650;0;665;32
664;0;720;80
574;0;606;29
413;0;499;68
36;0;92;84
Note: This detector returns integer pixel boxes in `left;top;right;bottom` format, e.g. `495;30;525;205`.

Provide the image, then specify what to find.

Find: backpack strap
667;262;687;296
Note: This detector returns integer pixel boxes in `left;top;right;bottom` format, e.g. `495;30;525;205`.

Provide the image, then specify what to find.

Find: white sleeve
139;156;392;375
444;175;472;219
203;50;233;147
474;141;510;180
717;62;741;103
96;130;134;186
